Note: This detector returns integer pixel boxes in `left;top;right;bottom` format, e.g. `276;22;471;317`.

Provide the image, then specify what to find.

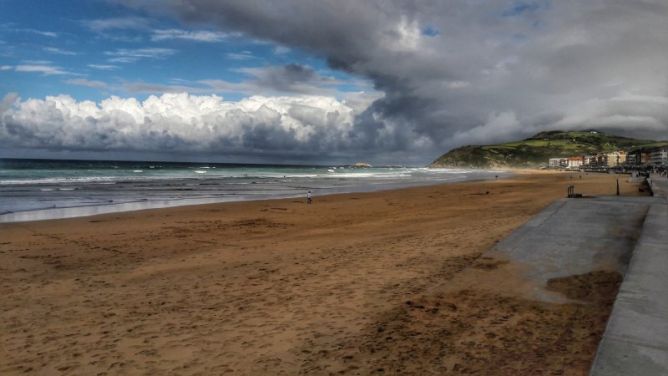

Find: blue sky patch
0;0;368;102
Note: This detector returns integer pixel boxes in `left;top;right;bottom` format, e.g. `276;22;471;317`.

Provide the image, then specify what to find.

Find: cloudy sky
1;0;667;165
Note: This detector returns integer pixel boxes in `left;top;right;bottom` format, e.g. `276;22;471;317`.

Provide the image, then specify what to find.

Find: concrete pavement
490;196;651;301
589;201;668;375
485;186;667;375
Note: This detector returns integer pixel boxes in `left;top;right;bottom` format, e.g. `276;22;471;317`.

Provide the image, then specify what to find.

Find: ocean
0;158;507;223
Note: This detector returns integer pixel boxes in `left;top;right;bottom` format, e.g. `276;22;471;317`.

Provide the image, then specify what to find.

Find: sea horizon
0;156;391;169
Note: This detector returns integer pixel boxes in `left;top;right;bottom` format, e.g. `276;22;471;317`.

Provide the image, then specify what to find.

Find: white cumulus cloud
0;93;370;159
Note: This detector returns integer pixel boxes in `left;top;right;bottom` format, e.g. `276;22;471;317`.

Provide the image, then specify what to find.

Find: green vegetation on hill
430;130;667;168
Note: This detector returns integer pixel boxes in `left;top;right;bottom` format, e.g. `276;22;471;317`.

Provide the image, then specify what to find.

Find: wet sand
0;171;645;375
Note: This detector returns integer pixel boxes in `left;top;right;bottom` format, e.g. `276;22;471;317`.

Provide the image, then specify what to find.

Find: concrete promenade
490;197;651;300
588;176;668;375
589;201;668;375
487;181;667;375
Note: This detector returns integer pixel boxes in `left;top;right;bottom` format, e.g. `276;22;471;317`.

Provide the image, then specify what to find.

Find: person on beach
307;190;312;204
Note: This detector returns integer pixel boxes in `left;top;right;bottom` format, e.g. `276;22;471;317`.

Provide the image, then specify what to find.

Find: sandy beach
0;171;645;375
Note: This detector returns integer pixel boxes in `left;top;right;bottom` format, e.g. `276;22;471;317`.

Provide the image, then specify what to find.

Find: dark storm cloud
201;63;344;96
252;64;317;91
122;0;668;161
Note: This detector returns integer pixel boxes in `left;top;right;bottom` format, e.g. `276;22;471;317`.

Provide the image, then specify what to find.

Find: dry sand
0;171;646;375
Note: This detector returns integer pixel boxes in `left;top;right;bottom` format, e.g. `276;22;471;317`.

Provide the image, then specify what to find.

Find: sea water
0;159;508;222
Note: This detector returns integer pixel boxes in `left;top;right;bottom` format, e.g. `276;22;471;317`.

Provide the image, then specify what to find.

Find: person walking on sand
306;190;312;204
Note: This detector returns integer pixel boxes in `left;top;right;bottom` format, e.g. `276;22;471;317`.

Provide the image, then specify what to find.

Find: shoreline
0;170;511;224
0;171;646;375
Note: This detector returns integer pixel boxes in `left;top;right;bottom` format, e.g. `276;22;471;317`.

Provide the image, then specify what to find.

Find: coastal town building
567;156;583;168
626;148;665;167
626;151;640;165
641;151;652;165
548;156;583;169
584;155;596;166
549;147;666;169
549;158;564;168
650;147;668;166
605;151;627;167
595;154;608;166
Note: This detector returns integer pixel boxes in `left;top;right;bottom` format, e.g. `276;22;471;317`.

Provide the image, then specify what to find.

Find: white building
650;147;668;166
584;155;596;166
549;158;568;168
566;156;583;169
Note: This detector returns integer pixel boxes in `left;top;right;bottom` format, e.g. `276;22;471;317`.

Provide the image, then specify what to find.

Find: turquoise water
0;159;507;222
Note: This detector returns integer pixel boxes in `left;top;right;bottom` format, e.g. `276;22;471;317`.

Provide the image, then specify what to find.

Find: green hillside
430;130;667;168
